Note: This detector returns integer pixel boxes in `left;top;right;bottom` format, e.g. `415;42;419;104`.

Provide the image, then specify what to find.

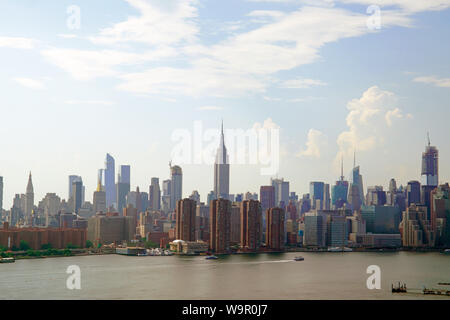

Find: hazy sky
1;0;449;208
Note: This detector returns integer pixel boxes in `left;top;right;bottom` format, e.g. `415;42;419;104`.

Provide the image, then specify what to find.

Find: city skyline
0;135;444;212
1;0;450;208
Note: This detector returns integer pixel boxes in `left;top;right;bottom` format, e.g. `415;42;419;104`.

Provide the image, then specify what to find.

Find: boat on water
205;255;218;260
444;249;450;254
0;257;15;263
294;256;304;261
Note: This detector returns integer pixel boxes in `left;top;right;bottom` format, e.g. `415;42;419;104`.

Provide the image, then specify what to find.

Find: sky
0;0;449;208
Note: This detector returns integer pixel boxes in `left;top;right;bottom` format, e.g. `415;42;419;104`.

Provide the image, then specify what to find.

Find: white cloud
297;129;327;158
41;47;176;80
197;106;224;111
280;78;327;89
65;100;115;106
89;0;199;46
413;75;450;88
13;77;45;90
336;86;408;161
339;0;450;13
0;36;37;49
385;107;403;126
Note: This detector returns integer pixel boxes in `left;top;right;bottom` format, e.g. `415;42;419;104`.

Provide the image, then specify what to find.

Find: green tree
19;240;30;251
66;243;79;249
85;240;93;248
144;241;158;249
41;243;52;250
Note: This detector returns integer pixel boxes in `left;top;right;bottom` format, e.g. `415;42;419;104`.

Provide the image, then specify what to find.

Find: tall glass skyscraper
104;153;116;208
170;165;182;210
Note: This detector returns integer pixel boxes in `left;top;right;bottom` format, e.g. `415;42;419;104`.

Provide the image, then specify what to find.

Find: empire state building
214;121;230;200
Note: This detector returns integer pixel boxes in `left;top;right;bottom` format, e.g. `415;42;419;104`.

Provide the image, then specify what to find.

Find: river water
1;251;449;300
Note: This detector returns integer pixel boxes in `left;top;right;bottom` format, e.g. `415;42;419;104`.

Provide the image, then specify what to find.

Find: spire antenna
427;131;430;147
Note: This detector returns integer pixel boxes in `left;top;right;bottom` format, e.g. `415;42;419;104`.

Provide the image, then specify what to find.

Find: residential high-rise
214;121;230;200
149;178;161;210
240;200;262;251
25;172;34;224
42;193;61;227
162;179;171;213
104;153;116;208
170;165;182;211
175;198;196;241
265;207;285;250
209;198;231;254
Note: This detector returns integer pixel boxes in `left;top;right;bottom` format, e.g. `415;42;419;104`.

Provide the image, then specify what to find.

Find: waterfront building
304;212;326;247
240;200;262;251
214;121;230;200
209;198;231;254
230;203;241;245
265;207;285;251
360;205;401;234
87;213;134;246
175;198;196;241
430;183;450;247
399;204;435;247
0;222;86;250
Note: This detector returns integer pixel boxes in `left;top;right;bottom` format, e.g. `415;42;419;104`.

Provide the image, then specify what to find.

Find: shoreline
4;247;448;261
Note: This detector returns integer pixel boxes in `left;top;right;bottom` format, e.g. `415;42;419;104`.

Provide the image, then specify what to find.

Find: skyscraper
116;165;131;213
93;175;106;214
209;198;231;254
72;179;83;214
407;181;421;206
240;200;262;251
260;186;275;212
170;165;182;211
104;153;116;208
214;121;230;200
331;159;349;209
421;134;439;187
149;178;161;210
68;175;82;200
310;181;324;210
348;154;364;211
25;172;34;224
265;207;285;251
175;198;196;241
271;178;289;207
